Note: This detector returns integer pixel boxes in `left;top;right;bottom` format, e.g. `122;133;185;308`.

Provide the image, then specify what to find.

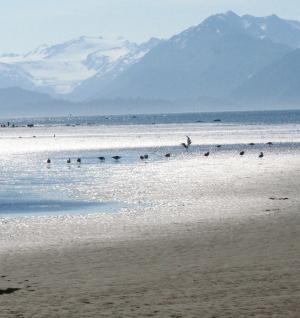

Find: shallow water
0;199;125;218
0;114;299;218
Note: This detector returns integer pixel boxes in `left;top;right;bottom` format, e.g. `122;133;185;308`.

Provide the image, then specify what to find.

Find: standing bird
165;153;171;158
47;158;51;164
240;151;245;156
67;158;71;164
77;158;81;163
259;152;264;158
112;156;121;161
98;157;105;161
204;152;210;157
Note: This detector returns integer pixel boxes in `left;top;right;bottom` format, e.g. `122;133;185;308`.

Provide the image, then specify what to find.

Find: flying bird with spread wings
181;135;192;151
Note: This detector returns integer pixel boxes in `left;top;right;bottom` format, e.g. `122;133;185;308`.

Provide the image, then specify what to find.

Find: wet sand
0;152;300;318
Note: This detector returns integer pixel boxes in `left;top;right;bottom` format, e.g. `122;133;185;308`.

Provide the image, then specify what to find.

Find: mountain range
1;11;300;117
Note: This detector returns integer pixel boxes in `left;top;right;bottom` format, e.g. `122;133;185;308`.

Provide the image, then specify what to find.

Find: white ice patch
260;24;267;31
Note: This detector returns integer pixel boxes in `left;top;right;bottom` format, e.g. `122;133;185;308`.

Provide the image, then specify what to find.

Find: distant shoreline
0;109;299;127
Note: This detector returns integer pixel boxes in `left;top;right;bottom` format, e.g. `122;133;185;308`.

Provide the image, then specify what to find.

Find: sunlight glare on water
0;121;299;219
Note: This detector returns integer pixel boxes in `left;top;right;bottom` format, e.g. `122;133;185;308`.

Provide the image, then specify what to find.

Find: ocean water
0;110;299;218
1;109;300;127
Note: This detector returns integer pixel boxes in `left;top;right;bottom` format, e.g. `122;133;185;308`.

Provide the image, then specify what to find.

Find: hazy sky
1;0;300;53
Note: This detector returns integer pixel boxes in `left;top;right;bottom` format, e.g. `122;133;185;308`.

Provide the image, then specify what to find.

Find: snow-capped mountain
1;11;300;113
237;13;300;48
69;37;162;101
90;11;294;101
193;11;300;47
0;36;156;95
68;11;300;102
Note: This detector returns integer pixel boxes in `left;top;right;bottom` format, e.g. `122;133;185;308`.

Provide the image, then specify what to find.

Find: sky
1;0;300;53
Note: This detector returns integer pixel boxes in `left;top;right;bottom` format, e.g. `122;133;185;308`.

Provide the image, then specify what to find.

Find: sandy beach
0;122;300;317
1;211;299;318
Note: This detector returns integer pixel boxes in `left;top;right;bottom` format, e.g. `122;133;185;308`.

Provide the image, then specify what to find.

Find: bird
47;158;51;164
204;152;210;157
165;153;171;158
259;152;264;158
77;158;81;163
98;157;105;161
249;143;255;146
266;142;273;145
140;155;145;160
181;136;192;150
144;154;149;159
240;151;245;156
112;156;121;161
181;142;189;150
67;158;71;164
216;145;222;148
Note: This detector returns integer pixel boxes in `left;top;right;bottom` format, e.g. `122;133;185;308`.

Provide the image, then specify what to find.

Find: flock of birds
46;136;270;164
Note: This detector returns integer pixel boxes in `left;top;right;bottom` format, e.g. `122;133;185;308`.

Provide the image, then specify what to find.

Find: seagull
112;156;121;161
47;158;51;164
77;158;81;163
181;136;192;150
98;157;105;161
181;142;188;150
67;158;71;164
204;152;210;157
240;151;245;156
165;153;171;158
259;152;264;158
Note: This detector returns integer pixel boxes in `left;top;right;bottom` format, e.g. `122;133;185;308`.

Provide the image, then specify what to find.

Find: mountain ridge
1;11;300;115
88;11;293;101
0;36;162;96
